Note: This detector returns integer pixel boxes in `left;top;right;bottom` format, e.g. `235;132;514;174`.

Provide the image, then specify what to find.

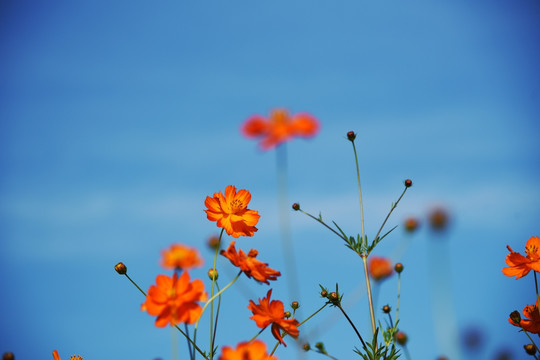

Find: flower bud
320;290;328;298
509;310;521;324
292;203;300;211
396;332;408;345
114;262;127;275
524;344;537;355
346;131;356;141
404;179;413;188
291;301;299;310
329;292;338;301
394;263;404;273
208;268;218;281
382;305;391;313
2;352;14;360
284;311;291;318
315;342;325;352
303;343;311;351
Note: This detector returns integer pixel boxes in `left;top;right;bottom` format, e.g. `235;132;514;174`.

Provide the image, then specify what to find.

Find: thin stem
371;187;408;255
396;273;402;325
402;345;412;360
124;274;147;297
337;304;367;349
196;270;242;331
184;324;192;360
212;282;222;350
209;229;224;360
173;324;210;360
247;327;266;343
361;257;377;336
298;209;347;242
350;139;377;337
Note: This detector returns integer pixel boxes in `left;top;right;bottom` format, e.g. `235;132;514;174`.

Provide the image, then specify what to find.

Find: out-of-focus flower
241;109;319;150
2;352;14;360
403;217;419;233
428;207;450;232
52;351;82;360
368;256;393;281
207;234;221;250
248;290;300;346
141;272;207;327
221;241;280;284
502;236;540;279
161;243;203;271
508;299;540;334
219;340;278;360
205;185;260;238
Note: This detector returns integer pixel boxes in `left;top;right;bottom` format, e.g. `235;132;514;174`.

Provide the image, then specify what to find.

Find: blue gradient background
1;1;539;359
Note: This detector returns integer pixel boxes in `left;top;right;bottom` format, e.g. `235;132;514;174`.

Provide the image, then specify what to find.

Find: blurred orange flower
242;109;319;150
52;351;82;360
219;340;277;360
221;241;281;284
205;185;260;238
248;290;299;346
141;272;207;327
368;256;393;281
508;299;540;334
502;236;540;279
161;243;203;270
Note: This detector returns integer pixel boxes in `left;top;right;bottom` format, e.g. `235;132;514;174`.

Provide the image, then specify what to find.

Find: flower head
221;241;281;284
508;299;540;334
161;243;203;271
502;236;540;279
368;256;393;282
219;340;278;360
141;272;207;327
242;109;319;150
205;185;260;238
248;290;299;346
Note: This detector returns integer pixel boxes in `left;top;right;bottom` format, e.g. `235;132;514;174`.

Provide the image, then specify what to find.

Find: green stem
370;187;408;255
124;273;147;297
197;270;242;328
350;139;377;337
209;229;224;360
396;273;402;325
299;209;348;242
337;304;366;349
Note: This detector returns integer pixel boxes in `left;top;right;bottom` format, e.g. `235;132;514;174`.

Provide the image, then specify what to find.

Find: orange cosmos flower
141;271;207;327
205;185;260;238
248;289;299;346
52;351;82;360
242;109;319;150
219;340;278;360
161;243;203;270
368;256;394;282
221;241;281;284
502;236;540;279
508;299;540;334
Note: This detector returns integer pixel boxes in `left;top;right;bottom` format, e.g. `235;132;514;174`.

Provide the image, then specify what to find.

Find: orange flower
161;243;203;270
219;340;278;360
221;241;281;284
368;256;393;281
508;299;540;334
242;109;319;150
205;185;260;238
502;236;540;279
52;351;82;360
248;290;299;346
141;272;207;327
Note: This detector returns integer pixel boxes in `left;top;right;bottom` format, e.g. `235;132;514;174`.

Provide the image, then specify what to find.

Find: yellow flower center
230;199;244;213
526;244;540;261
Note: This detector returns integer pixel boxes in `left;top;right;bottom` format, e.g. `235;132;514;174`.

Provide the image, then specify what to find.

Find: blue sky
1;1;539;359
